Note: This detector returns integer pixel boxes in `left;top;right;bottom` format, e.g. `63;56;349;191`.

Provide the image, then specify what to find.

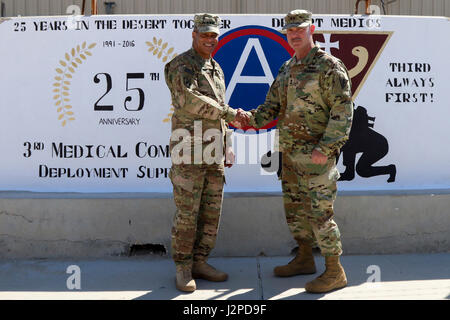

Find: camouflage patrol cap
281;9;312;34
193;13;221;35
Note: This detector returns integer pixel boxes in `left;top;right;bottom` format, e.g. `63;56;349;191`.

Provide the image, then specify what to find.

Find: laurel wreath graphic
163;107;175;123
146;37;178;124
53;42;96;127
146;37;177;63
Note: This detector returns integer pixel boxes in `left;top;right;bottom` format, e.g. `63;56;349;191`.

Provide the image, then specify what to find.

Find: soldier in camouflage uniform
164;13;242;293
242;10;353;293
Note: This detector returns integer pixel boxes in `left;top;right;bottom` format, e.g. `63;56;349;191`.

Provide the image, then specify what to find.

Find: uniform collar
189;47;214;69
291;45;320;66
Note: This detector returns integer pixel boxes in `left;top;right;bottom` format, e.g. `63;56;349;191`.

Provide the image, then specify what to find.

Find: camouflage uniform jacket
164;48;236;165
250;45;353;157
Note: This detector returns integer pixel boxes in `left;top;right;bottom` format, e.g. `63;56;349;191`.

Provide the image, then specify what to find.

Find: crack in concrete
344;229;450;241
0;211;34;223
256;257;264;300
0;233;131;246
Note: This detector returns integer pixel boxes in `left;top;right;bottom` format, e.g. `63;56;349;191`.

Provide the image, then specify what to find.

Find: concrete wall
0;191;448;258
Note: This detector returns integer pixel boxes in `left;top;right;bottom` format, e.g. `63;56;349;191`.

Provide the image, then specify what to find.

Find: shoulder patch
316;50;339;68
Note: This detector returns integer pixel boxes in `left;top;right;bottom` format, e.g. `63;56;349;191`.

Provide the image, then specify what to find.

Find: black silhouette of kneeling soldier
261;104;396;183
338;104;396;183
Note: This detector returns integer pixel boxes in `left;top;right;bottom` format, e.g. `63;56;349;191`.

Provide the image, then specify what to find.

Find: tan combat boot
273;243;316;277
192;261;228;282
305;255;347;293
175;265;196;292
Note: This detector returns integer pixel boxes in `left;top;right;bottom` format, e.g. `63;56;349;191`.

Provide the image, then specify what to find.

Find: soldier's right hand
232;109;250;128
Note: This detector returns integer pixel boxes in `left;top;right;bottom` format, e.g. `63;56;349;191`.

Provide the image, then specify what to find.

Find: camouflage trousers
281;151;343;256
169;164;225;267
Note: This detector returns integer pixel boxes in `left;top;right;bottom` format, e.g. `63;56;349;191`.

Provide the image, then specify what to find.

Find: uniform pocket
308;167;340;189
170;167;195;193
287;151;332;176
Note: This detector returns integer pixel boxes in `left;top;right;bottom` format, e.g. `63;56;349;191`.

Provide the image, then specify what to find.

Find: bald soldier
164;13;246;292
237;10;353;293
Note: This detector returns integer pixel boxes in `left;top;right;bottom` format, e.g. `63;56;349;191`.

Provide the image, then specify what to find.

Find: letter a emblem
226;38;274;103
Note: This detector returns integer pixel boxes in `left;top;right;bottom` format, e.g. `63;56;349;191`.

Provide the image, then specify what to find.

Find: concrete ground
0;253;448;300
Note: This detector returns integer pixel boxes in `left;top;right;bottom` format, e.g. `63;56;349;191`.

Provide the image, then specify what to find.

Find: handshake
230;108;252;129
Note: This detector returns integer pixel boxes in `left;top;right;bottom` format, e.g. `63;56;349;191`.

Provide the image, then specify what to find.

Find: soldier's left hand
225;146;235;168
236;109;251;126
311;149;327;165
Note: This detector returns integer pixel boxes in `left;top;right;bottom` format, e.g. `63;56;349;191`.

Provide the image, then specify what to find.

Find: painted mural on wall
0;15;447;192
